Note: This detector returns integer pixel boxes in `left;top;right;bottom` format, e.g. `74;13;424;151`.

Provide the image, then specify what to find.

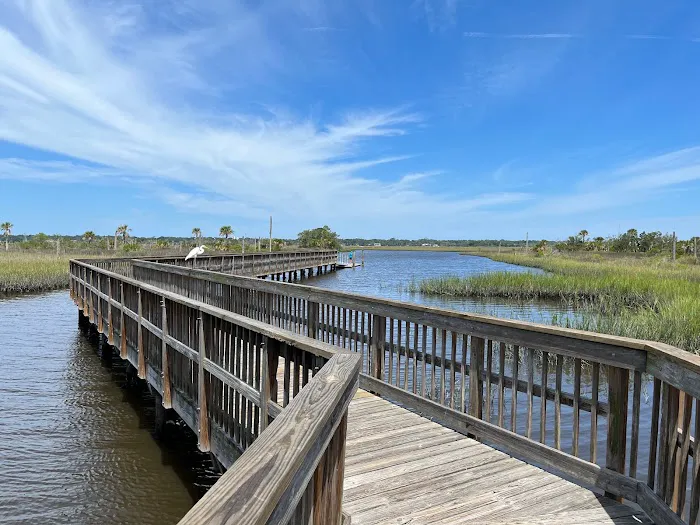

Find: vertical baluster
421;326;428;399
430;328;437;401
689;398;700;525
606;365;629;500
590;362;599;463
675;392;693;516
498;342;506;428
412;324;418;395
554;355;563;450
388;319;395;385
283;344;291;408
511;345;519;433
461;334;468;412
162;297;172;409
440;330;447;405
572;358;582;457
397;321;403;388
648;378;662;490
629;370;642;478
469;336;485;424
451;333;458;410
526;348;534;439
540;351;548;444
484;340;493;422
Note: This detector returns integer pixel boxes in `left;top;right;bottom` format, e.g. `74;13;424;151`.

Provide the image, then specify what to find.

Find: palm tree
83;231;96;243
579;230;589;243
219;225;233;239
115;225;131;249
192;227;202;239
1;222;12;251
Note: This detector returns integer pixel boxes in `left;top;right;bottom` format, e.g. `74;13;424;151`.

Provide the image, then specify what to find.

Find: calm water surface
0;251;655;523
0;292;216;524
306;250;567;323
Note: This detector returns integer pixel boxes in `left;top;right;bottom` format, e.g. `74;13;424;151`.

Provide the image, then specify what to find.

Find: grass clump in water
0;253;71;294
413;253;700;353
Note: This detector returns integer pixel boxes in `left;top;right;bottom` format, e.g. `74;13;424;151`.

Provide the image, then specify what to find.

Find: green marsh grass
413;253;700;353
0;253;72;294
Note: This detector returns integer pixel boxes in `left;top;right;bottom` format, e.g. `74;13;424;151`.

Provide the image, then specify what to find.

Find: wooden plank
161;297;172;409
590;362;599;463
498;342;505;428
540;351;548;444
512;345;519;433
554;354;563;450
573;358;581;457
689;398;700;525
606;365;629;500
630;370;642;478
526;347;534;439
198;313;211;452
178;352;360;525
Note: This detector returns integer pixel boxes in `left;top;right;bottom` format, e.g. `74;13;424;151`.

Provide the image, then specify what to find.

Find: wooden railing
69;260;360;524
142;250;338;277
131;259;700;524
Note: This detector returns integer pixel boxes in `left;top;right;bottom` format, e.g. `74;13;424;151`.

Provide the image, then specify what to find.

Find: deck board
343;390;654;525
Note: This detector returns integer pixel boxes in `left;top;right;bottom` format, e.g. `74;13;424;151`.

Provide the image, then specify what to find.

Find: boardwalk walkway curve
68;253;700;524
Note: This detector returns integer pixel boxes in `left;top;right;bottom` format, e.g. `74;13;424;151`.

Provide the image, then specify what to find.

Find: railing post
606;366;629;500
469;336;485;422
313;412;349;525
119;283;127;359
371;315;386;380
197;312;210;452
161;296;172;409
107;277;114;344
308;301;320;339
137;288;146;379
97;273;103;333
260;337;280;431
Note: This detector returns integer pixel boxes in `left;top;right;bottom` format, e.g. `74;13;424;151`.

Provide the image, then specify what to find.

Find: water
306;250;568;323
0;292;216;525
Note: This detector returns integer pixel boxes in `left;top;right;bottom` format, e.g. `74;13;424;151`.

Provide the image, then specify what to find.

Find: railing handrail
70;259;361;524
178;351;359;525
128;259;700;383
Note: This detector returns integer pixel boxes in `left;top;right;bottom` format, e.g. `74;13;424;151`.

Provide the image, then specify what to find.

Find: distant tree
83;231;96;243
192;227;202;239
579;230;589;243
116;224;131;243
219;226;233;239
592;237;605;251
1;222;12;251
155;239;170;249
297;225;341;249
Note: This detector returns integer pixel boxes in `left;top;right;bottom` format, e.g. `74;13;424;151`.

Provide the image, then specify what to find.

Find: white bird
185;245;206;261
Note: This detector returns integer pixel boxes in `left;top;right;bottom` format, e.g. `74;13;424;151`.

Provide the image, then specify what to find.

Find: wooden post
606;366;629;500
137;288;145;379
672;231;677;261
198;312;210;452
308;301;320;339
161;296;172;409
370;315;386;381
313;412;348;525
119;283;127;359
107;277;114;344
97;274;103;333
469;336;485;422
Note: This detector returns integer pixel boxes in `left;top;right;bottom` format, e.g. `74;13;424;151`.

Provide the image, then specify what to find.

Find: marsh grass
413;253;700;353
0;253;73;294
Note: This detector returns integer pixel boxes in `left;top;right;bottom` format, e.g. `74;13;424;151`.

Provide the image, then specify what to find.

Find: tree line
552;229;699;256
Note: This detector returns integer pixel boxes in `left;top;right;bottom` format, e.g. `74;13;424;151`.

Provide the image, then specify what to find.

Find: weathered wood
161;297;172;409
526;348;534;439
590;362;599;463
511;345;519;433
198;313;211;452
498;342;506;428
540;351;548;444
137;288;145;379
630;370;642;478
573;358;581;457
648;377;662;491
370;315;385;382
179;353;360;525
606;366;629;500
554;354;563;450
469;336;485;421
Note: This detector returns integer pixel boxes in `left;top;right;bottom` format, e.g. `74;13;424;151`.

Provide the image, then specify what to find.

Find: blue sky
1;0;699;240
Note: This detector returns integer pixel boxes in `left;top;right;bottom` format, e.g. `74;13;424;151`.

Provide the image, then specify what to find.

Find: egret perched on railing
185;245;206;261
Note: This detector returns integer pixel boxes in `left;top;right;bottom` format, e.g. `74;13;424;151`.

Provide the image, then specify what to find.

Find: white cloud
0;0;525;235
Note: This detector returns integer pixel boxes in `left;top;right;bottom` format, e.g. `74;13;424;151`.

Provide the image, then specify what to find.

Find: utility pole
672;231;677;261
269;215;273;253
525;232;529;253
695;236;698;262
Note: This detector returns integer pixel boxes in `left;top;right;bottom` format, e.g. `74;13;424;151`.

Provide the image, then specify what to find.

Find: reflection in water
0;292;216;525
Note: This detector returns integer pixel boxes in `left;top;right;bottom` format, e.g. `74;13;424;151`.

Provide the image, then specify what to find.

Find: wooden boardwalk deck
343;391;652;525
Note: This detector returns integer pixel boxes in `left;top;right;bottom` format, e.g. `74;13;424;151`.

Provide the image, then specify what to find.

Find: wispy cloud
464;32;579;40
0;0;525;236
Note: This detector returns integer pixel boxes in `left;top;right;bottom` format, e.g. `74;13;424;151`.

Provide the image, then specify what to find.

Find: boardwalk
344;391;651;525
69;257;700;524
